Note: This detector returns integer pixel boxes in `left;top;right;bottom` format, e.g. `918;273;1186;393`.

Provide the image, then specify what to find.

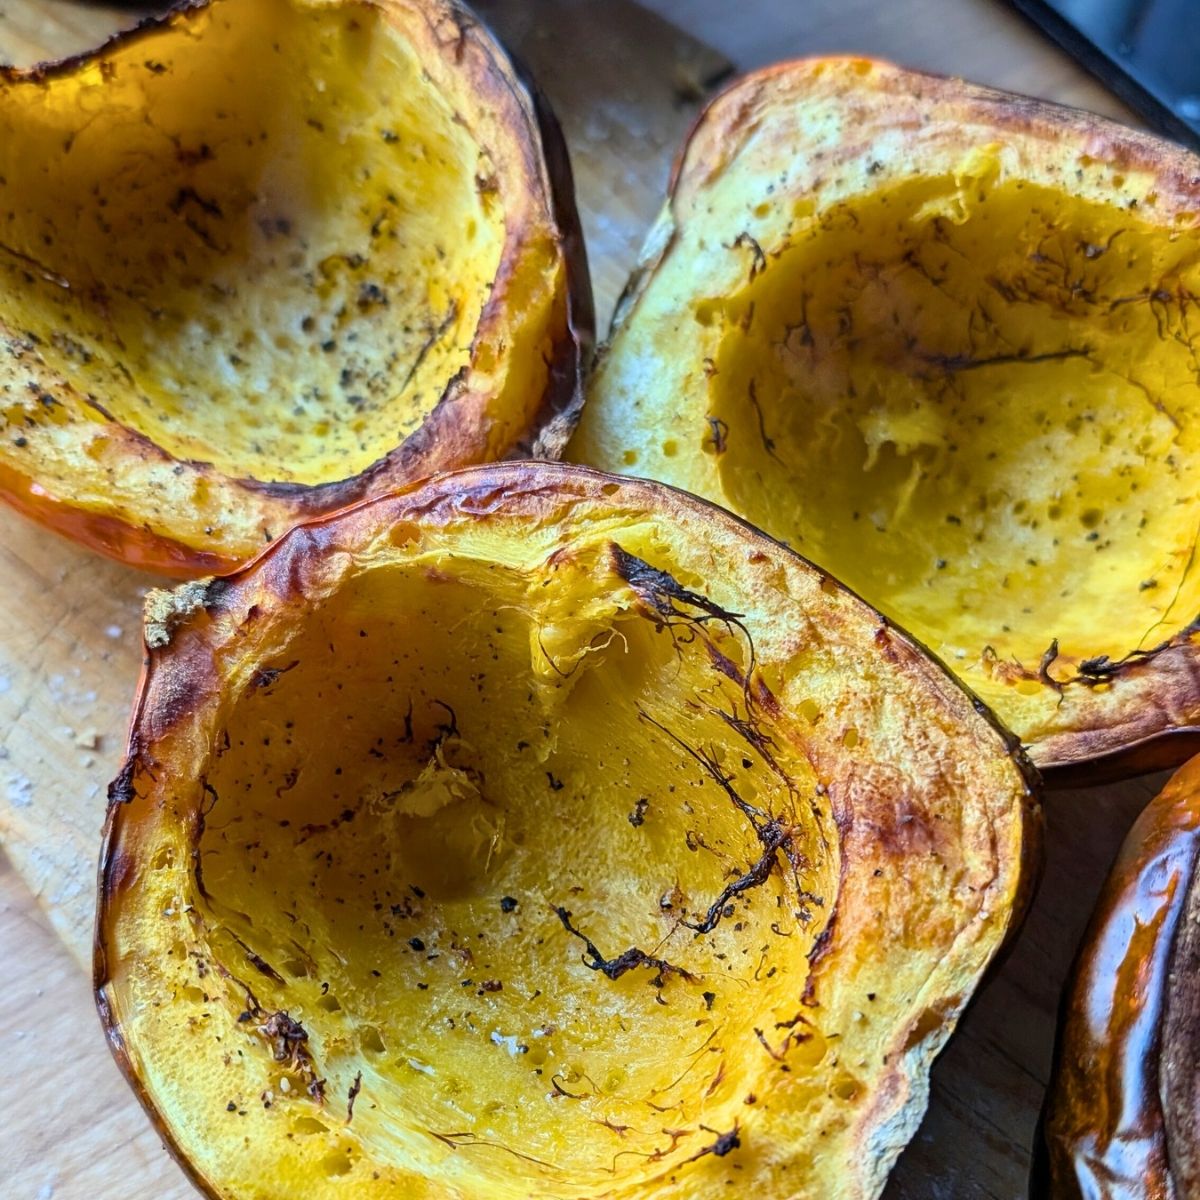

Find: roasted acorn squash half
569;56;1200;780
95;462;1038;1200
1041;755;1200;1198
0;0;590;575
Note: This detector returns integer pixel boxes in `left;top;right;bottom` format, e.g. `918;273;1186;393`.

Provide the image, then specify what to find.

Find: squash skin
94;462;1039;1200
0;0;592;576
1042;754;1200;1199
568;56;1200;783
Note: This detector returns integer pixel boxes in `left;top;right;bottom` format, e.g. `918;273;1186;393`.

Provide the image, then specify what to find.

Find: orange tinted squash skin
1043;755;1200;1199
0;456;230;575
0;0;592;577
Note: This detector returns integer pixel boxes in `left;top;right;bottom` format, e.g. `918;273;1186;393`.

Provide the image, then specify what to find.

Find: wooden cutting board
0;2;1171;1198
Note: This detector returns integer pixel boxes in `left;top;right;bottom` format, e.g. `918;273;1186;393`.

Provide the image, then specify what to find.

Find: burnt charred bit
705;639;744;686
254;1008;327;1106
242;946;286;986
682;816;796;935
346;1071;362;1123
637;707;766;830
426;1130;559;1171
222;931;287;987
189;778;220;901
170;185;224;220
754;1020;811;1062
610;543;742;628
752;673;783;720
746;378;782;462
1035;610;1200;695
918;346;1092;376
251;659;299;690
595;1116;631;1137
712;704;791;788
429;699;460;748
637;700;821;926
553;906;695;986
802;923;837;1007
212;957;263;1020
628;797;650;827
199;779;219;821
258;1010;309;1063
397;300;459;393
731;231;767;280
274;766;300;799
1038;638;1064;698
682;1122;741;1164
550;1073;589;1099
1077;654;1118;680
295;799;365;845
705;415;729;455
775;1011;813;1031
0;237;73;289
611;544;765;718
107;755;140;806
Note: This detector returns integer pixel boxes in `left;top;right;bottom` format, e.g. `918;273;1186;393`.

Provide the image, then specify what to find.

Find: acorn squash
95;462;1038;1200
1041;754;1200;1198
569;57;1200;779
0;0;590;575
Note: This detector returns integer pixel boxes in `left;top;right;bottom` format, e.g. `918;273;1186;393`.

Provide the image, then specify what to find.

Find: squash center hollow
190;554;832;1195
0;0;505;484
709;177;1200;707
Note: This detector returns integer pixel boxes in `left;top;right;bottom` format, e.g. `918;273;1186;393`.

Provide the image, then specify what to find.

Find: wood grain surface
0;1;1177;1198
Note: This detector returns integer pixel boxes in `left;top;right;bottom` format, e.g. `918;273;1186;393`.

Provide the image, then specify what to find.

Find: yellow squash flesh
569;57;1200;777
96;463;1037;1200
0;0;589;573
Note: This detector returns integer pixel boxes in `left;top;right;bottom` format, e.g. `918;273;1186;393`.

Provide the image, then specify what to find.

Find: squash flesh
97;465;1037;1199
195;562;830;1192
0;0;504;484
109;545;835;1196
710;176;1200;703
